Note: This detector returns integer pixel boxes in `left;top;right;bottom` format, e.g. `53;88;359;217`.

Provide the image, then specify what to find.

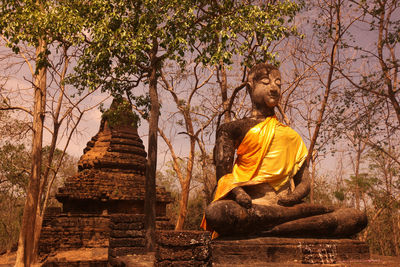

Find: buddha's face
251;69;281;109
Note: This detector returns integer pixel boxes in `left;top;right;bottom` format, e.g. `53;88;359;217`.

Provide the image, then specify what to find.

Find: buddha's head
247;63;281;117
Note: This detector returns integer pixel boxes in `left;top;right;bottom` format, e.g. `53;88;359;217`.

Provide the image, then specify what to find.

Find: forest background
0;0;399;264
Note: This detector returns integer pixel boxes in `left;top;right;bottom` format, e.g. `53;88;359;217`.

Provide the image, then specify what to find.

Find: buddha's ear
247;72;255;91
246;82;252;95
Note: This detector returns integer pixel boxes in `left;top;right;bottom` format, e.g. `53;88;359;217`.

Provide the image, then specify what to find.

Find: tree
332;0;400;168
158;63;216;230
270;0;366;203
365;145;400;255
347;0;400;125
0;1;106;264
157;157;213;230
68;0;202;251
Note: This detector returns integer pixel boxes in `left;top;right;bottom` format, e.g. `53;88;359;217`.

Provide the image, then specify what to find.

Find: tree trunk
218;64;231;123
376;4;400;126
31;122;60;262
354;141;362;210
310;155;316;204
175;180;190;230
393;212;399;255
32;49;70;261
144;43;159;252
15;38;47;266
32;213;44;263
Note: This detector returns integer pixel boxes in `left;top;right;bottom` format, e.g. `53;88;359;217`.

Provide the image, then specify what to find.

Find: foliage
67;0;198;94
0;194;23;252
193;0;301;67
157;168;206;230
183;193;206;230
311;175;336;206
157;156;212;228
67;0;302;96
0;143;30;195
0;111;30;143
101;97;140;128
0;142;77;252
0;143;29;251
311;145;400;256
0;0;86;70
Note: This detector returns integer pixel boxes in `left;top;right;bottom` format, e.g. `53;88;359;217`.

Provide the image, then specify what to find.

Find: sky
2;1;398;183
0;39;358;181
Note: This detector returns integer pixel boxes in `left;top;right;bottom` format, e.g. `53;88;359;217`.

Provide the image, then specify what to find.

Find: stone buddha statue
201;63;367;238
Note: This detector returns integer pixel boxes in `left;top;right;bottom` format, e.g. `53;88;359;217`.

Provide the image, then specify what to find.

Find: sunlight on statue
201;63;367;239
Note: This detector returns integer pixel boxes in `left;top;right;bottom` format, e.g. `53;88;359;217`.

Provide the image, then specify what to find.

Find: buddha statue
201;63;367;238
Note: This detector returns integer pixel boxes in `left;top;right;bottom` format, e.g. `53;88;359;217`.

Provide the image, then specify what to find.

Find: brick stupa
56;98;171;215
39;99;172;261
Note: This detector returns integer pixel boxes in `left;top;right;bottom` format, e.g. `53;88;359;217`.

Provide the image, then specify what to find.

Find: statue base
211;236;370;265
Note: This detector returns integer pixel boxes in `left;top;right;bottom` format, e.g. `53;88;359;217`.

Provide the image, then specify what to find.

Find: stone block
108;257;126;267
155;260;211;267
155;231;211;267
111;230;144;238
109;237;146;247
211;237;370;265
109;247;147;257
193;245;211;261
110;214;145;223
110;222;144;230
157;246;193;261
157;230;211;247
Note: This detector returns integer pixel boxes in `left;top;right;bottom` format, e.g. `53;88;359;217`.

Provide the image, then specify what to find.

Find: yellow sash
200;116;307;235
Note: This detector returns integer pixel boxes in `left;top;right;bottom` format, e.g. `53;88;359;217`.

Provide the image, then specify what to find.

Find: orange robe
201;116;308;235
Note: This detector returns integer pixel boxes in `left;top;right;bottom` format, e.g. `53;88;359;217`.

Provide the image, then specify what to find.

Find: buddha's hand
277;194;300;206
231;187;252;209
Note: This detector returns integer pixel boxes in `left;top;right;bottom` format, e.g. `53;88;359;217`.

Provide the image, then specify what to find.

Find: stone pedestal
155;231;212;266
211;236;370;265
108;214;173;266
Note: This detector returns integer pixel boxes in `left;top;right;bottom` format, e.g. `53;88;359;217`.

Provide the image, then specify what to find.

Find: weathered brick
156;246;193;261
110;222;144;230
109;246;147;257
156;230;211;247
109;237;145;247
155;260;211;267
111;229;144;238
110;214;144;223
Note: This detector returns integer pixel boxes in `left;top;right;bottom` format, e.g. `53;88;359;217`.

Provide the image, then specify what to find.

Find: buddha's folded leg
251;203;335;225
205;200;250;235
205;200;336;236
262;208;368;238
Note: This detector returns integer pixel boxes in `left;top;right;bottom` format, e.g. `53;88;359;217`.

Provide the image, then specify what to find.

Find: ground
1;251;400;266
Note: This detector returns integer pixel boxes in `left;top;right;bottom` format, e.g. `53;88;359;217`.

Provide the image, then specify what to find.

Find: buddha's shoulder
218;118;262;135
276;123;303;140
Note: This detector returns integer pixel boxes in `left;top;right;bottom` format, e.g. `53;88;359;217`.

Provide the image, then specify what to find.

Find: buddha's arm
214;119;265;208
278;163;311;206
214;121;254;208
214;123;236;181
214;119;261;180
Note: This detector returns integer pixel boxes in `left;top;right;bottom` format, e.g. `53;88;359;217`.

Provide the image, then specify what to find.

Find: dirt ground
2;251;400;266
0;247;108;267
